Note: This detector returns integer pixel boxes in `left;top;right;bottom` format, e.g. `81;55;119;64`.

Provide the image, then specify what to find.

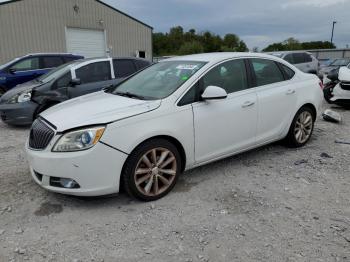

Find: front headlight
7;89;32;104
53;126;106;152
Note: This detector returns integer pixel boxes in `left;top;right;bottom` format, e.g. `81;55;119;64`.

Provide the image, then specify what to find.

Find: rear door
249;58;298;143
69;60;114;98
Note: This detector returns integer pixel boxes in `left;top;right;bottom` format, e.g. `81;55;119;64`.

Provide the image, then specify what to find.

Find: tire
122;138;182;201
284;106;315;148
323;86;333;104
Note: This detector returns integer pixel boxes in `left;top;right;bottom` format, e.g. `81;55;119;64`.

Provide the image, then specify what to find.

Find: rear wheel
285;106;315;148
122;139;182;201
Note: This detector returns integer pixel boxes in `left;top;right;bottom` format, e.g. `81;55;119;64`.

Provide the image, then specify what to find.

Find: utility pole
331;21;337;45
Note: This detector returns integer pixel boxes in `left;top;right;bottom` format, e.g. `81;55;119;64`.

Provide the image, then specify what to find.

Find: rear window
280;64;295;80
303;53;312;63
292;53;305;64
42;56;64;68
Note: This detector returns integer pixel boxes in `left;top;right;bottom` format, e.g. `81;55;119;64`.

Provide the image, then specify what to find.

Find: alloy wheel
134;147;177;197
294;111;313;144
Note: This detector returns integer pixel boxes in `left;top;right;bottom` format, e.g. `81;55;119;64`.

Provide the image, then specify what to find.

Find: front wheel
122;139;182;201
285;107;315;148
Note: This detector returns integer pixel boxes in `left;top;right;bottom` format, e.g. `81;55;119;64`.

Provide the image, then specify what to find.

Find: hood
40;91;161;132
0;80;42;103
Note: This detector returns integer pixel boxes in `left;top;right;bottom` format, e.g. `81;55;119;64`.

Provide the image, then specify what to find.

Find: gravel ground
0;103;350;262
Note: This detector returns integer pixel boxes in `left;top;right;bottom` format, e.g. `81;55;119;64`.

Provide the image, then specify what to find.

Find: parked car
25;53;323;201
319;58;350;79
325;66;350;108
269;51;319;75
319;59;335;68
0;53;83;96
0;57;151;126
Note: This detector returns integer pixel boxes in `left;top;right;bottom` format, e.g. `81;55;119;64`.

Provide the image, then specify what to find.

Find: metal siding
0;0;152;64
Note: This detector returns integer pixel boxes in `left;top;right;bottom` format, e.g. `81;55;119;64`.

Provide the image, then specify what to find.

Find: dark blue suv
0;53;83;96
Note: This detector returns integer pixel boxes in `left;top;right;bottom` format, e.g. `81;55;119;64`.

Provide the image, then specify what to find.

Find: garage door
66;28;106;58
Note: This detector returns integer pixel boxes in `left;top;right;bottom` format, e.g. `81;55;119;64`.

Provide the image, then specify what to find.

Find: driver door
192;59;258;164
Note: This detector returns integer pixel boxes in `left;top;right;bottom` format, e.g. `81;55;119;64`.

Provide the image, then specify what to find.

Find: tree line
262;37;336;52
153;27;337;56
153;26;248;56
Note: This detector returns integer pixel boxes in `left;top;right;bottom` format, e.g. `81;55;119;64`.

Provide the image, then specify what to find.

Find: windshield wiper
114;91;145;100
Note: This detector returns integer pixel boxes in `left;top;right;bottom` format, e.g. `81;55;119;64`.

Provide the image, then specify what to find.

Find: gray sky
1;0;349;50
104;0;350;50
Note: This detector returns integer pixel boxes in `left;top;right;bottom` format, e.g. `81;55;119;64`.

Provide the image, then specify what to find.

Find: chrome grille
29;119;55;150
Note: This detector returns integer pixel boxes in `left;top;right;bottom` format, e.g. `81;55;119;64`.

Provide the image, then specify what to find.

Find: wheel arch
300;103;317;120
126;135;187;173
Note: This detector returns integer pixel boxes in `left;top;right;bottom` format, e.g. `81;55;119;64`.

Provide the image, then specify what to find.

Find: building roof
0;0;153;29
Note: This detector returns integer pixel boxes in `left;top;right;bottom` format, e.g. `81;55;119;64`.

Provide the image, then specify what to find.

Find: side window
303;53;312;63
42;56;64;68
75;61;111;84
202;59;248;94
292;53;305;64
251;58;284;86
284;54;294;64
134;60;150;70
54;72;72;89
113;59;137;78
11;57;40;71
280;64;295;80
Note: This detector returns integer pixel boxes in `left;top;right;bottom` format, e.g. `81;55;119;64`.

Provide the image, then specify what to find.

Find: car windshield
109;61;206;100
36;61;78;83
330;59;350;66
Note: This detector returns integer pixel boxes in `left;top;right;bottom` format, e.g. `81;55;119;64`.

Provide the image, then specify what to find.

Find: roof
0;0;153;30
26;53;83;57
165;52;281;63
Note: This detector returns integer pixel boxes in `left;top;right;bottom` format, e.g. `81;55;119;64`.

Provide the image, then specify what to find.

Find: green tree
178;41;204;55
152;26;248;56
223;34;240;49
263;38;336;52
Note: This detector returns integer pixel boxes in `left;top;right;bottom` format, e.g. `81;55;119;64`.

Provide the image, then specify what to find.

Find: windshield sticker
176;64;199;70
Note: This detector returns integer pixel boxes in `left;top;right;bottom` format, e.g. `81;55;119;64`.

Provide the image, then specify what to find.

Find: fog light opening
60;178;79;189
50;177;80;189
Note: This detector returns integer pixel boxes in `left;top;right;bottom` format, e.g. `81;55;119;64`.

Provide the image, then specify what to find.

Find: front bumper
0;100;37;126
26;139;128;196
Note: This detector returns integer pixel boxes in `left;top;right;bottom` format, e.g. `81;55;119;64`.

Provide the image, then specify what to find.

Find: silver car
269;51;319;75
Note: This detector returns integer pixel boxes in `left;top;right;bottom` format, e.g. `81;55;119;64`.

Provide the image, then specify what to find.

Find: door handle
242;101;255;108
286;89;296;95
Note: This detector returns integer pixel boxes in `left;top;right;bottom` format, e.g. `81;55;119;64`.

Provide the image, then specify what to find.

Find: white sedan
26;53;323;201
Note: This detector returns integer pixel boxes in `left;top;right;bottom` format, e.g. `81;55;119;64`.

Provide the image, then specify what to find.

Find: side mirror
338;67;350;82
70;78;81;87
9;68;16;74
201;85;227;100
